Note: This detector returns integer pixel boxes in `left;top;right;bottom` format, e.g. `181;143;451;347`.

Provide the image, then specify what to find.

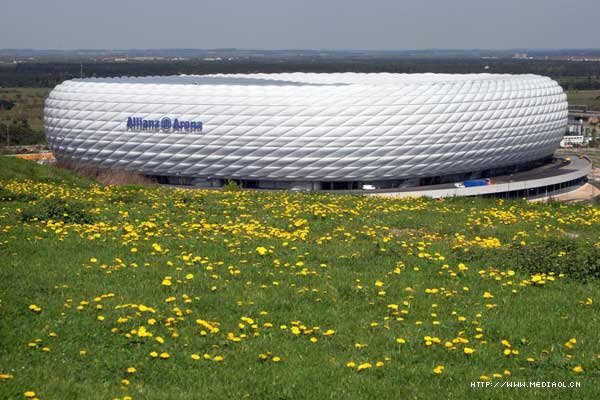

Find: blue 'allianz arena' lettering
126;116;202;133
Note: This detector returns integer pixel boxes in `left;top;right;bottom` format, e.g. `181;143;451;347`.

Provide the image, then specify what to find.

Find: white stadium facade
44;73;590;196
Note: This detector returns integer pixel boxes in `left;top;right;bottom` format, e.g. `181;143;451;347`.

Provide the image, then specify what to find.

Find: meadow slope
0;157;599;400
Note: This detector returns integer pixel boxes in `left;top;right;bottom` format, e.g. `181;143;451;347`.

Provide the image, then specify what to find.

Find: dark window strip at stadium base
151;156;555;191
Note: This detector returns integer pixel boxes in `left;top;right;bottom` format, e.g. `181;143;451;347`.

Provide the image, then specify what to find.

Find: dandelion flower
28;304;42;313
357;362;372;372
433;365;444;374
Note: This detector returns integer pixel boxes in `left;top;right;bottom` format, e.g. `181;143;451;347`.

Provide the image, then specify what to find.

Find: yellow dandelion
28;304;42;313
433;364;444;374
357;362;372;372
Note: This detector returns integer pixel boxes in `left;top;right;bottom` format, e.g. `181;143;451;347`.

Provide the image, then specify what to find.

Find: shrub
0;186;37;202
223;179;241;192
21;198;96;224
514;237;600;281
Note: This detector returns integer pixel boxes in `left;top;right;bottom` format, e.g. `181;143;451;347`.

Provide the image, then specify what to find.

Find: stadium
44;73;589;196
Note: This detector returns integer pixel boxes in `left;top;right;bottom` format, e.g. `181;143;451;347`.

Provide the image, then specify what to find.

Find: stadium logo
126;116;203;133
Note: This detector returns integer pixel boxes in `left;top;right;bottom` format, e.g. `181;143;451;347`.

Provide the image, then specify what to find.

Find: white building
560;135;588;147
44;73;568;189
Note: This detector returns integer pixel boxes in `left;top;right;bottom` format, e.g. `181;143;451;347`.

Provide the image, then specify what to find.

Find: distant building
567;111;600;145
0;99;15;110
560;135;588;147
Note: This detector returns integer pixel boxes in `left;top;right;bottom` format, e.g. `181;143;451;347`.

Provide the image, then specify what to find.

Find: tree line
1;58;600;89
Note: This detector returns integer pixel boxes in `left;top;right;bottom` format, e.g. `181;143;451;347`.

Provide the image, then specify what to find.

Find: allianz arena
44;73;570;191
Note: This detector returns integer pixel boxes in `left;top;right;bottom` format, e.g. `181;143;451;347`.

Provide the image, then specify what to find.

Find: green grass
0;87;50;147
567;90;600;111
1;157;599;399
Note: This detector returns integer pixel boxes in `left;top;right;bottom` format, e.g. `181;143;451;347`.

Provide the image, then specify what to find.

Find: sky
1;0;598;50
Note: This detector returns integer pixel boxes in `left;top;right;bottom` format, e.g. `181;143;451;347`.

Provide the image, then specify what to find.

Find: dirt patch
56;159;156;186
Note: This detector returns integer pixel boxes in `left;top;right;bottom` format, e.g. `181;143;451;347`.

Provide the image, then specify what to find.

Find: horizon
2;47;600;51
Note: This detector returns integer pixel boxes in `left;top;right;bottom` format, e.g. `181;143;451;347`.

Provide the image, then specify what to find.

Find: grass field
0;88;50;147
0;157;599;399
567;90;600;111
